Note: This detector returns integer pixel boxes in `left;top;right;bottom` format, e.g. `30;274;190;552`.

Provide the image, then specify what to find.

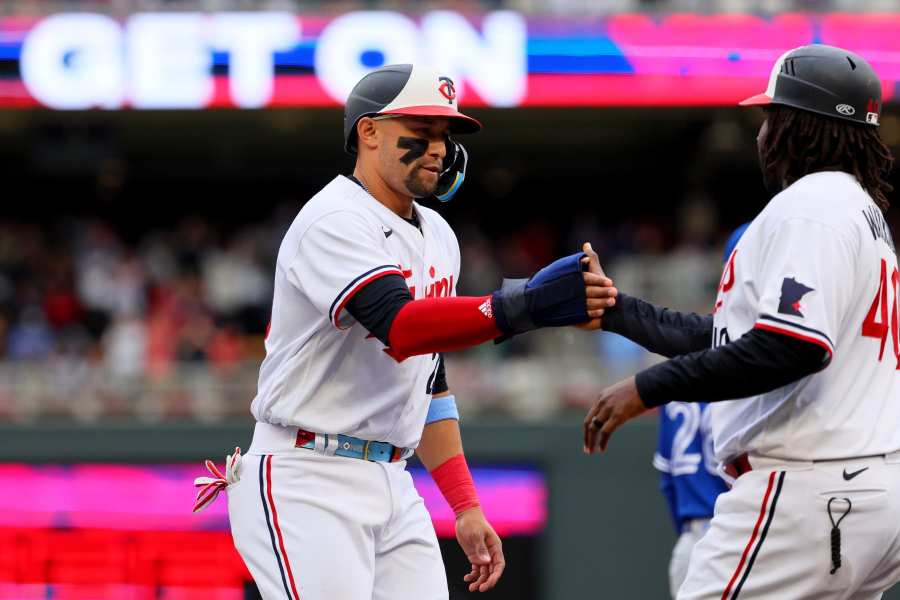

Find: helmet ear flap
434;138;468;202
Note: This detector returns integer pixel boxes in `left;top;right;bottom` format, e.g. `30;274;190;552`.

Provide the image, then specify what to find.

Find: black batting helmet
740;44;883;126
343;64;482;155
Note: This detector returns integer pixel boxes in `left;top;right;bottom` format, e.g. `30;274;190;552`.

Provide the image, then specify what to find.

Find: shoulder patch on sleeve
777;277;815;317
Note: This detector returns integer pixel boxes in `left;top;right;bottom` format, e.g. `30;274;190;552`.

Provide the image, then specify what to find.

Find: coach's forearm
602;293;713;357
635;328;830;407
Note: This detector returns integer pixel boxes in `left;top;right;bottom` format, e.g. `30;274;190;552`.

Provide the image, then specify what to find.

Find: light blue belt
296;429;412;463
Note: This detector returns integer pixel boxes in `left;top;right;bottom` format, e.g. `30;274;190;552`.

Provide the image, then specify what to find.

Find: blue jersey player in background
652;223;748;598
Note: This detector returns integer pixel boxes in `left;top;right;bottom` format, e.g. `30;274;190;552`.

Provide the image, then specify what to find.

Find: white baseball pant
670;519;711;598
225;427;447;600
678;452;900;600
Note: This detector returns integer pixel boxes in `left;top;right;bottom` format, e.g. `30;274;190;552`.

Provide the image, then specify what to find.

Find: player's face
376;117;450;198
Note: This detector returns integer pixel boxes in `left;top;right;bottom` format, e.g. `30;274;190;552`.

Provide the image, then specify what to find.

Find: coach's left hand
583;376;648;454
456;507;505;592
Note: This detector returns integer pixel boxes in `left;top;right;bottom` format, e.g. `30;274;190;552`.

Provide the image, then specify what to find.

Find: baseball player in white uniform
192;64;616;600
582;45;899;599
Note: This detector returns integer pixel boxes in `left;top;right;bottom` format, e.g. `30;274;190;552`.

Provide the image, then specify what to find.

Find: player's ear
356;117;380;152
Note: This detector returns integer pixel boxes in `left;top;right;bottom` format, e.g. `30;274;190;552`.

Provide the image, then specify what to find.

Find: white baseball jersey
711;171;900;463
250;175;460;449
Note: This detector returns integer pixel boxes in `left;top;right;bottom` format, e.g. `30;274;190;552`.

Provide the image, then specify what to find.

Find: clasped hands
577;242;650;455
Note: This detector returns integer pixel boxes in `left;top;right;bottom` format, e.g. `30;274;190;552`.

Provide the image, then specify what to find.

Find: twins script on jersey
711;171;899;463
250;175;460;449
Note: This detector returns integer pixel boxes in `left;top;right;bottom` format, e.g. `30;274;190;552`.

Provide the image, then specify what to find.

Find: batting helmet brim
379;105;482;134
738;93;773;107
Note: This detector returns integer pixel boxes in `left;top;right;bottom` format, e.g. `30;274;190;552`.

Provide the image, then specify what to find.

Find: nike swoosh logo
382;226;393;238
843;467;869;481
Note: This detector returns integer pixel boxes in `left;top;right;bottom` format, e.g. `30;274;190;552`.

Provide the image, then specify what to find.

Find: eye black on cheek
397;137;429;165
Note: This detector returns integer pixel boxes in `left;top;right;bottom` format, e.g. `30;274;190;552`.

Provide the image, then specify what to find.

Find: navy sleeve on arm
602;293;713;358
635;328;830;408
344;274;412;346
432;355;449;395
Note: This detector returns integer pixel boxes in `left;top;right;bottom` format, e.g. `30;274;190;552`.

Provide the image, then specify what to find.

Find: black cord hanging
827;497;852;574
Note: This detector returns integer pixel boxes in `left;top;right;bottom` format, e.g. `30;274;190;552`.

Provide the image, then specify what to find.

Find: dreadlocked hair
761;104;895;211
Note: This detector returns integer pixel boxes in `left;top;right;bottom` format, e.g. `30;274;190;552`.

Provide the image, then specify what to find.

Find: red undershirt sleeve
344;273;503;362
385;296;502;361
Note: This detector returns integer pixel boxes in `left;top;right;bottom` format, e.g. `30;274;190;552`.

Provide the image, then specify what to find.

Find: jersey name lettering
862;205;896;252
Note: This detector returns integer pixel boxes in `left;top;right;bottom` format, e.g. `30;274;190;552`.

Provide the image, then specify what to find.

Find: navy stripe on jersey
757;314;834;348
259;455;292;600
328;264;403;324
731;471;785;599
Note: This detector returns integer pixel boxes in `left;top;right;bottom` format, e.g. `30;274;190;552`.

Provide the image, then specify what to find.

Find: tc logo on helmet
835;103;856;116
438;76;456;103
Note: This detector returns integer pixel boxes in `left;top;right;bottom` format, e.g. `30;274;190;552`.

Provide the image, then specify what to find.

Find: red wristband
429;453;480;516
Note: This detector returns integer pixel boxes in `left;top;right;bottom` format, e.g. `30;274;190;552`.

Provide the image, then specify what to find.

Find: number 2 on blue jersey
665;403;718;477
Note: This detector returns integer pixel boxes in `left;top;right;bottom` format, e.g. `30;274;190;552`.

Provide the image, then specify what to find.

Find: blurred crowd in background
0;195;729;423
2;0;898;425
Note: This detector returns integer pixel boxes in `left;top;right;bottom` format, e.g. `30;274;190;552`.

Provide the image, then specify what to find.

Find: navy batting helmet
740;44;883;126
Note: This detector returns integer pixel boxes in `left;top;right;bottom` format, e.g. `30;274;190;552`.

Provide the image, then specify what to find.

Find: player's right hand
579;242;617;330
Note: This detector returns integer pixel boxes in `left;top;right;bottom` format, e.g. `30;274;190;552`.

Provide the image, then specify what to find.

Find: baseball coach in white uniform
192;63;617;600
583;45;900;599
